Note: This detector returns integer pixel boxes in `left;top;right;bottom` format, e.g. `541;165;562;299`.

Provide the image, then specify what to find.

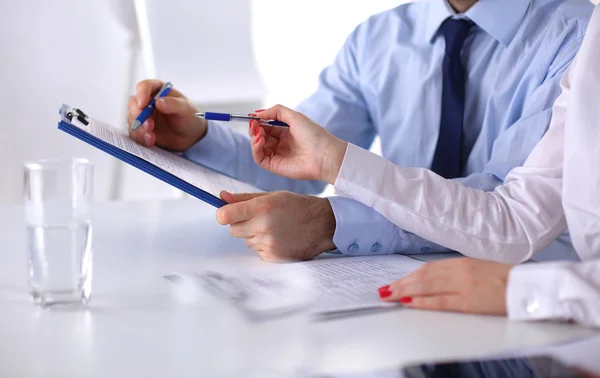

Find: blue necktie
431;18;473;179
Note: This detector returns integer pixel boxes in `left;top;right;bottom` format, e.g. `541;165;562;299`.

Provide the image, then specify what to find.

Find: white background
0;0;408;204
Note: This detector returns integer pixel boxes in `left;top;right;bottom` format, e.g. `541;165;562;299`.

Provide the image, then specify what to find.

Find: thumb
155;97;197;117
220;191;270;204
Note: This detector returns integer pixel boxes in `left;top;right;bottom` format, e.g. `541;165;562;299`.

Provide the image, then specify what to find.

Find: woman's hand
378;258;512;315
249;105;348;183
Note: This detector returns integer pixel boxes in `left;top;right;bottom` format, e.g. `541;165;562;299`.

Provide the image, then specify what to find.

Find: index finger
255;104;301;126
388;276;460;300
216;201;255;225
135;79;165;108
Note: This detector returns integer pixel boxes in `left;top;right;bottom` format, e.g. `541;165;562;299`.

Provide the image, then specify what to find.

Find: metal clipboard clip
64;107;90;126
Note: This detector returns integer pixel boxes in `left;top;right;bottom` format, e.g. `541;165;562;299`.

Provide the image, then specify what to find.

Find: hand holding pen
249;105;348;184
128;79;288;152
128;79;208;151
130;82;173;131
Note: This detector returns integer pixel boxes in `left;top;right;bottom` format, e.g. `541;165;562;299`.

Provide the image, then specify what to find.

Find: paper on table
296;255;424;315
70;115;261;198
169;255;424;317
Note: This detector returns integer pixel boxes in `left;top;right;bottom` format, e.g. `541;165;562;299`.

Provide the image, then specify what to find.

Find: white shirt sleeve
507;260;600;328
505;5;600;328
562;5;600;262
333;67;571;264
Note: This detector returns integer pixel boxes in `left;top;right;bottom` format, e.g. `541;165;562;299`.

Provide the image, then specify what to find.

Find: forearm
333;144;567;264
392;172;503;254
507;260;600;328
184;121;327;194
329;169;522;257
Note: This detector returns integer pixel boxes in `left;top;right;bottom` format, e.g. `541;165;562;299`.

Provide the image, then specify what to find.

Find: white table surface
0;199;597;377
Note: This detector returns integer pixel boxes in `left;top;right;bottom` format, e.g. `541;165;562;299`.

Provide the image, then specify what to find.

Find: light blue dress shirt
185;0;593;261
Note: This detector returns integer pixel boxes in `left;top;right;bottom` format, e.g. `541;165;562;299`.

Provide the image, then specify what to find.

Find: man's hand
379;258;512;315
216;191;337;262
127;79;208;152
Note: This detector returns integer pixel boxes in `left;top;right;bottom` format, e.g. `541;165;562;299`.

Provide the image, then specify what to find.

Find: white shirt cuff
333;143;389;207
507;263;571;322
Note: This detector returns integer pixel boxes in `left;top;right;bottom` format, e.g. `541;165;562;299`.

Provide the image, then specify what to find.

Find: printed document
70;115;261;198
169;255;424;317
297;255;424;315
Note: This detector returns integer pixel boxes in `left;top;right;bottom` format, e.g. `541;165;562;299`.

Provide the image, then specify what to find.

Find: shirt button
526;299;541;314
348;243;359;254
371;243;382;253
421;247;430;253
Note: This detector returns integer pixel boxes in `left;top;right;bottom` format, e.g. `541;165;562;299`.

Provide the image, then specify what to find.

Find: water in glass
24;158;94;307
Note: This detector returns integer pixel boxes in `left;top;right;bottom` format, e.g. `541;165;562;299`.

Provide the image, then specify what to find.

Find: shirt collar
424;0;532;47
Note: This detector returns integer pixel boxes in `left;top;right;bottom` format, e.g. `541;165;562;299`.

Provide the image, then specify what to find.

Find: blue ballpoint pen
195;112;289;127
130;82;173;131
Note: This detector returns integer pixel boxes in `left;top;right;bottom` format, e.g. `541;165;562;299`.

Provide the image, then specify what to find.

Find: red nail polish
378;287;392;299
378;285;390;293
254;128;259;136
400;297;413;304
255;109;264;113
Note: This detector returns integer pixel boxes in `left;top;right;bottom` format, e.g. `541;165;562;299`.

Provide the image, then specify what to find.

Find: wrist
319;138;348;185
309;197;337;256
181;118;209;152
193;118;209;144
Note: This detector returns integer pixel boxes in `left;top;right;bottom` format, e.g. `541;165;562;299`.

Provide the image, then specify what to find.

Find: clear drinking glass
24;158;94;307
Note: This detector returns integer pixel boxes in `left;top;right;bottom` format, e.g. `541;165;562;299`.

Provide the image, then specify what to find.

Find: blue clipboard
57;104;229;208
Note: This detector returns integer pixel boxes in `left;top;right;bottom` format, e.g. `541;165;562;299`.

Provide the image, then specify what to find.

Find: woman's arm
332;69;570;264
333;116;566;264
562;4;600;261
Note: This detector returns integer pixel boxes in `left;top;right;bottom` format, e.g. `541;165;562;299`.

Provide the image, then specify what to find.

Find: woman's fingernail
143;133;152;145
400;297;413;304
254;127;259;136
255;109;264;113
378;286;392;299
142;121;150;132
378;285;390;293
157;98;167;110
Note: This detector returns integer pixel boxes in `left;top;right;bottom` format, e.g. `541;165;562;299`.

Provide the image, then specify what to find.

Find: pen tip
130;121;141;131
